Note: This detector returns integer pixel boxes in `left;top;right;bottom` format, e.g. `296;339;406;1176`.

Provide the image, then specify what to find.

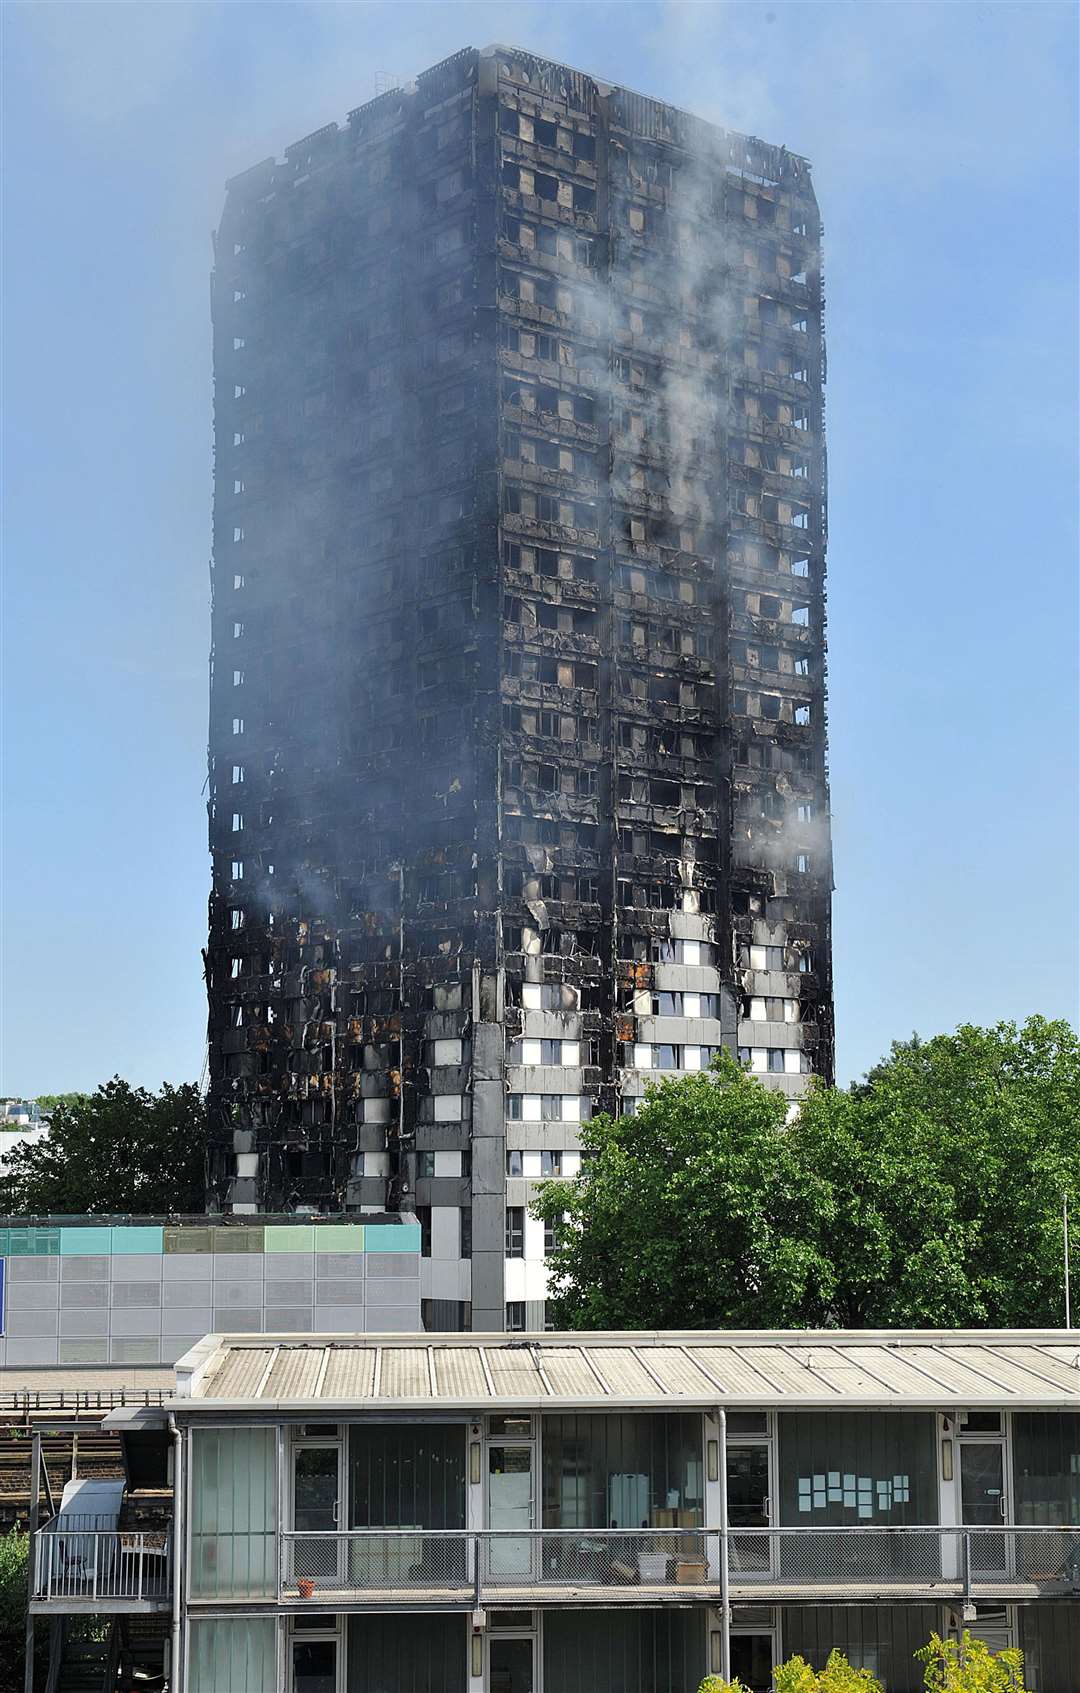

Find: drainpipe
168;1416;182;1693
24;1429;41;1693
717;1406;730;1682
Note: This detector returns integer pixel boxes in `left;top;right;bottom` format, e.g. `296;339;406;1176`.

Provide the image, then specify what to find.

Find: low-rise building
0;1215;421;1368
24;1329;1080;1692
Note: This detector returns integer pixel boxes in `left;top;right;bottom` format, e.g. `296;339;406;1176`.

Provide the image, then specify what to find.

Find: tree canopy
0;1077;205;1215
534;1018;1079;1331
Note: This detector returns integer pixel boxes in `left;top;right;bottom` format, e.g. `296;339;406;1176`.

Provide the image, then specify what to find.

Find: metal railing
729;1525;1080;1592
32;1516;171;1606
272;1525;1080;1605
1;1387;170;1414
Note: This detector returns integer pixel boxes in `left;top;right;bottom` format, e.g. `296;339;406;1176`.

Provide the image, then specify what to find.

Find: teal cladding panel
110;1227;163;1254
60;1228;111;1255
364;1225;420;1252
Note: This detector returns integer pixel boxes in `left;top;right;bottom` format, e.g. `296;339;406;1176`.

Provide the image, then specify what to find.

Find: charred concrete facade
206;46;834;1331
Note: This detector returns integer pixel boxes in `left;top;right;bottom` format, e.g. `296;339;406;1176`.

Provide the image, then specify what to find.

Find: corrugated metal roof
203;1346;274;1399
178;1331;1080;1410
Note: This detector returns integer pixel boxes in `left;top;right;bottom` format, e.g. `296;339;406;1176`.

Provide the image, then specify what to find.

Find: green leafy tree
916;1631;1031;1691
700;1653;883;1693
0;1528;46;1693
534;1052;834;1330
28;1093;90;1114
534;1019;1079;1331
774;1655;884;1692
793;1017;1080;1326
0;1078;205;1215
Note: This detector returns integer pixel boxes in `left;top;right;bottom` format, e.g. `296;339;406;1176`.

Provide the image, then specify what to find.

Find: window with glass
346;1614;466;1692
777;1412;936;1582
543;1610;703;1693
541;1413;703;1530
190;1427;276;1599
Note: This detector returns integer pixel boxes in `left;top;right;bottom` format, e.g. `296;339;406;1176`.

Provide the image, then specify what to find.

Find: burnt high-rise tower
206;46;834;1330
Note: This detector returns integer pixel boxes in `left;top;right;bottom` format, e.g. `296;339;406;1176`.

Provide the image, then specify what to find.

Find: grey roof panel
322;1345;375;1400
485;1346;545;1398
264;1345;325;1401
378;1347;431;1399
435;1347;492;1400
540;1347;608;1398
204;1345;274;1399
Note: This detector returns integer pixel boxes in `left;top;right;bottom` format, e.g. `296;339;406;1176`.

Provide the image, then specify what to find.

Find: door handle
332;1500;339;1526
763;1496;771;1521
999;1496;1007;1521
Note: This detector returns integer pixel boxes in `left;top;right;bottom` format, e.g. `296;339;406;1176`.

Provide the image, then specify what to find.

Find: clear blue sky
2;2;1077;1096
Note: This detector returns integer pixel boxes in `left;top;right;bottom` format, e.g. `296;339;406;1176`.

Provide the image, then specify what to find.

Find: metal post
717;1407;730;1683
25;1429;41;1693
962;1530;972;1600
473;1532;481;1608
1065;1192;1072;1328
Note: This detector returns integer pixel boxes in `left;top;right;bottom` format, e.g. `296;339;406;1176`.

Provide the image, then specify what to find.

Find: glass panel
782;1606;936;1693
727;1446;770;1528
777;1413;936;1583
778;1413;934;1524
349;1425;465;1529
295;1446;339;1583
293;1640;336;1693
726;1413;768;1436
960;1444;1004;1526
346;1613;466;1692
730;1635;774;1693
190;1428;276;1599
1013;1413;1080;1525
960;1443;1007;1576
295;1449;338;1531
190;1618;276;1693
541;1414;703;1529
542;1610;702;1693
727;1444;771;1575
490;1416;534;1438
490;1639;534;1693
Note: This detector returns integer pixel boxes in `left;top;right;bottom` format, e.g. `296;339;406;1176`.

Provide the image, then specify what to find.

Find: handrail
32;1526;172;1606
266;1523;1080;1606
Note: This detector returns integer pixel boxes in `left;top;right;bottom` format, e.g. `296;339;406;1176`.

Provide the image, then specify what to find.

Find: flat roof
176;1330;1080;1413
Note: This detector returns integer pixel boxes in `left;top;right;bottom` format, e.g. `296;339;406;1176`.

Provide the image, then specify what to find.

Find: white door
487;1444;535;1579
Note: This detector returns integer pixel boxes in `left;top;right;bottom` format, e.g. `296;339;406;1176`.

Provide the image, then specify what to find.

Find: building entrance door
487;1445;535;1580
727;1442;774;1577
959;1440;1011;1578
293;1441;343;1587
729;1632;775;1693
489;1634;535;1693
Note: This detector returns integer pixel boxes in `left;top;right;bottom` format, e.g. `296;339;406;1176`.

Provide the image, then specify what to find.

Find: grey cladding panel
61;1257;109;1281
365;1254;418;1277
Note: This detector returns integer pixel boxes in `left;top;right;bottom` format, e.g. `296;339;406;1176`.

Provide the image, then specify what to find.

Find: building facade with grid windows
206;45;833;1330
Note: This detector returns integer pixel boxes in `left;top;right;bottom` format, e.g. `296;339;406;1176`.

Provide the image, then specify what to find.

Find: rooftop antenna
1066;1191;1072;1329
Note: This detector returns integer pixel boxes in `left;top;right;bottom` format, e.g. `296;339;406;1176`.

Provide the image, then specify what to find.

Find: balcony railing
31;1516;172;1610
269;1526;1080;1608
